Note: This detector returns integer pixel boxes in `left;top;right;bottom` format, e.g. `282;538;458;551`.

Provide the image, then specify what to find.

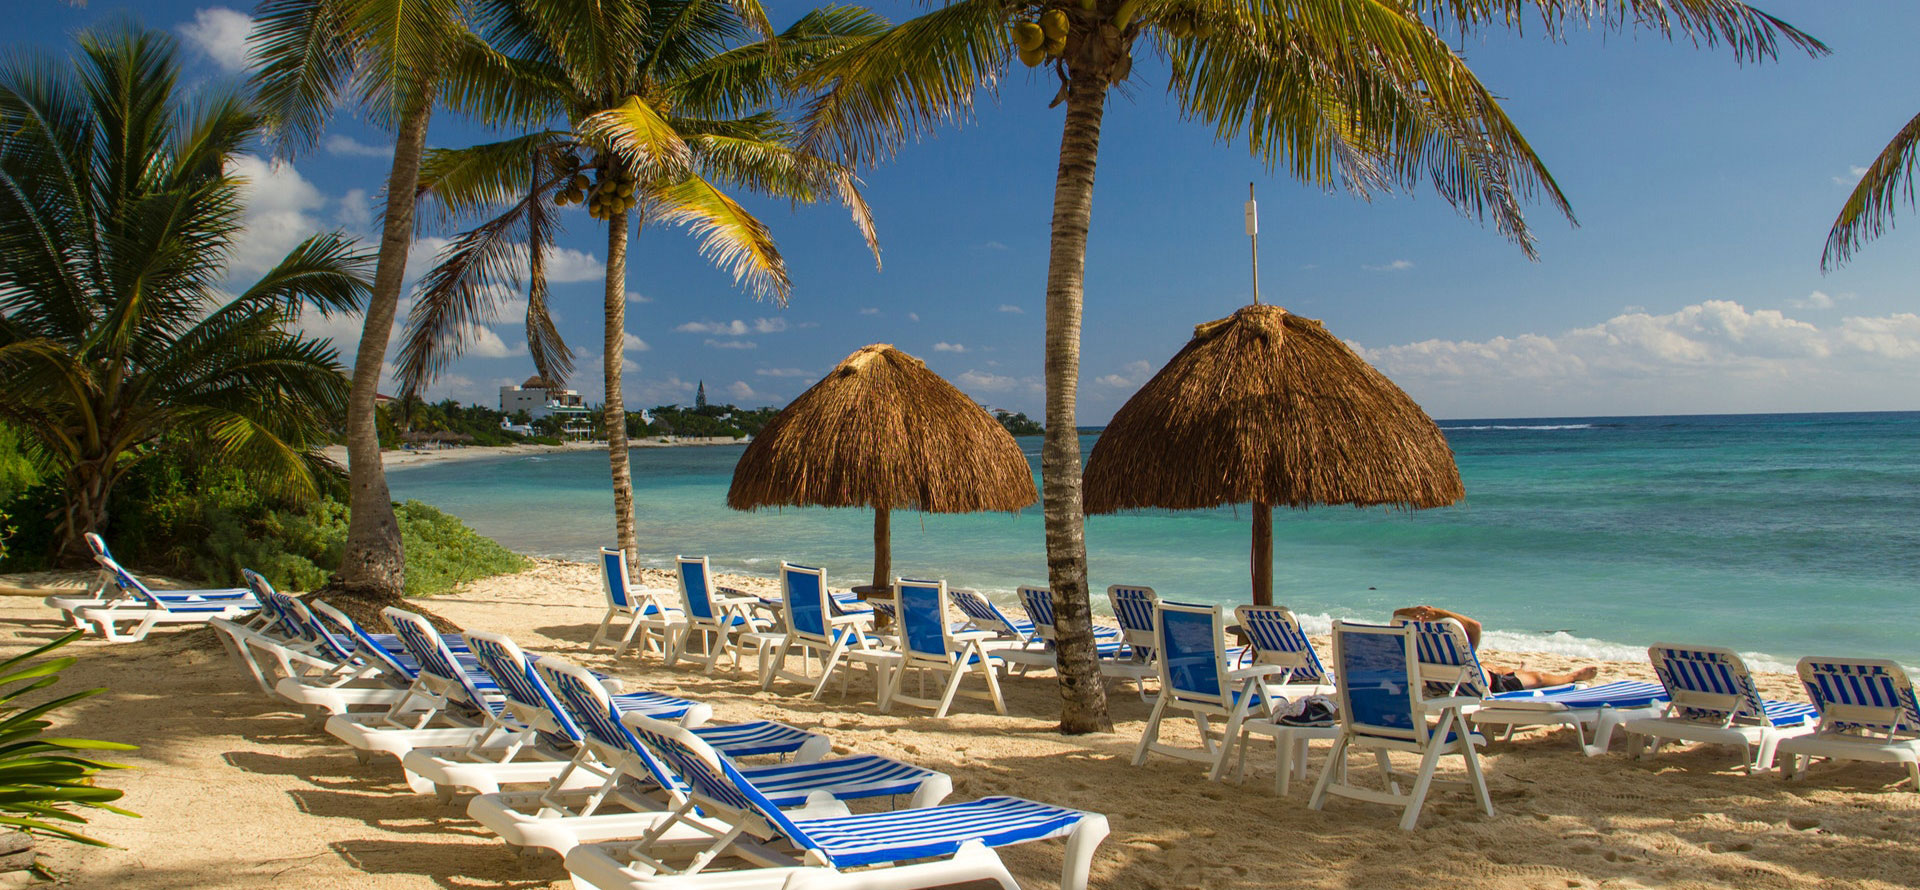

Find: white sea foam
1440;423;1595;431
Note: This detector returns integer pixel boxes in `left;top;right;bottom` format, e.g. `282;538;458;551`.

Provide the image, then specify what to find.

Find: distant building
499;376;594;437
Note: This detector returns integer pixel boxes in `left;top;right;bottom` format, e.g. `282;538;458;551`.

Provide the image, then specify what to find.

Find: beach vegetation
1824;111;1920;268
640;403;781;439
0;630;137;853
389;0;884;572
0;27;371;567
799;0;1824;732
994;410;1043;436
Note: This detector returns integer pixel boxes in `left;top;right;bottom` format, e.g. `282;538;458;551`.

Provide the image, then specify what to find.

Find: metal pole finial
1244;183;1260;306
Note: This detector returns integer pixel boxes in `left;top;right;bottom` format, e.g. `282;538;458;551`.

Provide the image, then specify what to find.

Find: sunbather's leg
1502;665;1599;689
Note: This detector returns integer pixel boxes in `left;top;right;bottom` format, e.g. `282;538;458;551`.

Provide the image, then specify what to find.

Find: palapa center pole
1251;502;1273;606
872;507;891;589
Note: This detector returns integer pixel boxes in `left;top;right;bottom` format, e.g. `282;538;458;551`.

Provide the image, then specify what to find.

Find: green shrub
394;500;528;596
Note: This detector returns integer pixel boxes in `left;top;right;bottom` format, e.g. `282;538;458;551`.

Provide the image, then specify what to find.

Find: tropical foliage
0;27;369;564
0;631;136;848
798;0;1825;731
394;0;884;564
1824;111;1920;268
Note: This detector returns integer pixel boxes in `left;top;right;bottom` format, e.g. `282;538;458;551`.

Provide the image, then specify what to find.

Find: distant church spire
695;380;707;408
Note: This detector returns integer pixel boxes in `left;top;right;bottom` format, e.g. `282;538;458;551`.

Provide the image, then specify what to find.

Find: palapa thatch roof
1084;304;1462;512
727;344;1038;513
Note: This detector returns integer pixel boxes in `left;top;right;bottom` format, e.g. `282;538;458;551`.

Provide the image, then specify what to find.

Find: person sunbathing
1391;604;1599;693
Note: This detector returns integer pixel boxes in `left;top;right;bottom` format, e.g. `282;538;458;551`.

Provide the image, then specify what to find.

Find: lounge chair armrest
1424;696;1483;710
1228;664;1288;682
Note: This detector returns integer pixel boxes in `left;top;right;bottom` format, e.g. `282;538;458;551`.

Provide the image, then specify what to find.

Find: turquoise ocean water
388;411;1920;669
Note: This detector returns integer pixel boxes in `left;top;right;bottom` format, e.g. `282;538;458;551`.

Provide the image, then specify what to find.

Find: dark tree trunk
336;101;433;601
1252;501;1273;606
872;507;891;589
603;208;639;566
1041;65;1114;734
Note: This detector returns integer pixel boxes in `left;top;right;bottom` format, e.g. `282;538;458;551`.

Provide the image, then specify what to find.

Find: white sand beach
317;437;746;472
18;559;1920;890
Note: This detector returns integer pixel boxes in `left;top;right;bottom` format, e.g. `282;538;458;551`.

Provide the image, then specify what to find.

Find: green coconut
1041;9;1069;38
1017;43;1046;66
1044;34;1066;55
1013;21;1044;51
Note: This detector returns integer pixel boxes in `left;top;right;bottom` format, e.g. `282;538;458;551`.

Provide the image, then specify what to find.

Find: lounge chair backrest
1153;600;1234;707
534;658;684;793
93;555;167;608
622;712;820;856
1017;586;1058;643
675;556;720;620
311;601;416;680
1330;621;1436;745
241;569;286;629
387;607;488;707
897;578;954;660
286;596;356;661
1234;605;1329;684
950;588;1027;640
468;632;586;746
601;548;635;613
1398;619;1490;698
84;532;111;562
1108;585;1159;659
1647;643;1770;724
1796;657;1920;736
781;563;833;641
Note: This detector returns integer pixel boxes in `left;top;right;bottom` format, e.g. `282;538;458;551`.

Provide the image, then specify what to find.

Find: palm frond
687;132;879;267
522;146;572;385
648;173;791;302
226;232;374;319
1413;0;1829;61
249;0;360;156
578;94;694;178
1823;111;1920;270
416;130;568;223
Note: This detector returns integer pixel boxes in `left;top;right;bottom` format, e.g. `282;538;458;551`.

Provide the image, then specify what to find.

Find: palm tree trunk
603;208;639;565
336;101;432;599
54;457;113;566
1042;68;1113;734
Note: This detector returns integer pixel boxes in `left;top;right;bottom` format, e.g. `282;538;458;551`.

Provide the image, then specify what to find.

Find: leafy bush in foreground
0;631;136;848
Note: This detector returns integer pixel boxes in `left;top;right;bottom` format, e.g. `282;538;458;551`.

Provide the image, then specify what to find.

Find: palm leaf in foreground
1823;111;1920;270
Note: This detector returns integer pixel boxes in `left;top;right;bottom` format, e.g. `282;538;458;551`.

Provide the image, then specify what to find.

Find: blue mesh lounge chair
69;554;260;642
320;605;514;770
1228;604;1344;796
1399;618;1669;756
592;547;684;659
1779;657;1920;788
1623;643;1818;773
756;563;887;699
672;555;774;675
1308;621;1493;830
562;710;1109;890
882;579;1007;717
1132;600;1287;781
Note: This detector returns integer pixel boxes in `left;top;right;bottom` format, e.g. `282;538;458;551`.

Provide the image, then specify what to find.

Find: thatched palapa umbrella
728;344;1038;588
1083;304;1463;606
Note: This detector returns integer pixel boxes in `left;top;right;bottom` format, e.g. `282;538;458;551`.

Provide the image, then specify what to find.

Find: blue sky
17;2;1920;421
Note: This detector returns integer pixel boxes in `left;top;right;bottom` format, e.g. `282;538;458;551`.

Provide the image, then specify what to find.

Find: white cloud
627;291;652;303
907;312;920;323
956;369;1018;392
1788;291;1845;310
980;241;1009;251
336;188;373;228
1833;165;1870;186
755;368;813;378
677;318;787;335
1353;299;1920;417
1363;259;1415;272
225;155;327;278
464;327;524;359
178;8;254;72
630;375;698;406
933;342;966;353
623;333;649;354
705;339;757;350
324;134;391;159
996;304;1024;314
405;237;602;284
727;381;760;402
858;307;881;316
1094;359;1154;389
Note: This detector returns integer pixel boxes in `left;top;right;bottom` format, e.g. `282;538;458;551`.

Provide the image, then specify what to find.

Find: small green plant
0;631;136;848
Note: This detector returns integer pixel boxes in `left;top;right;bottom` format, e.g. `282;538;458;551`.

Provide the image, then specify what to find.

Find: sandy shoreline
19;558;1920;890
319;436;745;471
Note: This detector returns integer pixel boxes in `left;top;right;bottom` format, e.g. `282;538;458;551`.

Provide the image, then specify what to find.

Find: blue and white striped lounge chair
564;710;1110;890
755;563;885;699
323;605;515;769
267;596;434;716
46;533;255;628
1106;584;1163;694
1132;600;1285;781
210;570;358;697
1400;618;1669;756
69;554;261;642
1778;657;1920;787
1622;643;1817;773
882;579;1007;717
948;587;1056;672
406;628;712;803
1234;604;1334;693
474;657;944;858
672;556;774;675
592;547;684;658
1308;621;1492;830
1018;586;1136;691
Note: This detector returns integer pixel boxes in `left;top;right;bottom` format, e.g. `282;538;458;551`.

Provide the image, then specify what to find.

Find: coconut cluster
1010;5;1074;67
552;156;640;220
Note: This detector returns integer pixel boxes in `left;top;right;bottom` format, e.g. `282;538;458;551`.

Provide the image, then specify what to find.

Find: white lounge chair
592;547;683;658
1017;585;1136;690
1104;584;1162;695
1778;657;1920;788
322;606;512;768
670;556;774;675
881;579;1007;718
564;711;1109;890
1308;620;1493;830
1622;643;1817;773
754;563;885;699
1227;605;1345;796
1132;600;1283;780
948;587;1057;671
45;532;254;627
70;554;259;642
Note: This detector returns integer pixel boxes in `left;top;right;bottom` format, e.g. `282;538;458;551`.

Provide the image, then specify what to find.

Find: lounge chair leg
980;659;1007;715
1399;739;1448;830
1752;734;1784;775
1133;695;1171;766
589;614;613;650
1462;738;1494;817
1059;813;1111;890
612;619;643;658
808;645;848;701
1308;734;1348;811
934;662;969;718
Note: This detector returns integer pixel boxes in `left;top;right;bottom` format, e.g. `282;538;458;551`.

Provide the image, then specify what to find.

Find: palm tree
799;0;1824;733
393;0;883;563
0;28;370;563
250;0;523;599
1824;112;1920;269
